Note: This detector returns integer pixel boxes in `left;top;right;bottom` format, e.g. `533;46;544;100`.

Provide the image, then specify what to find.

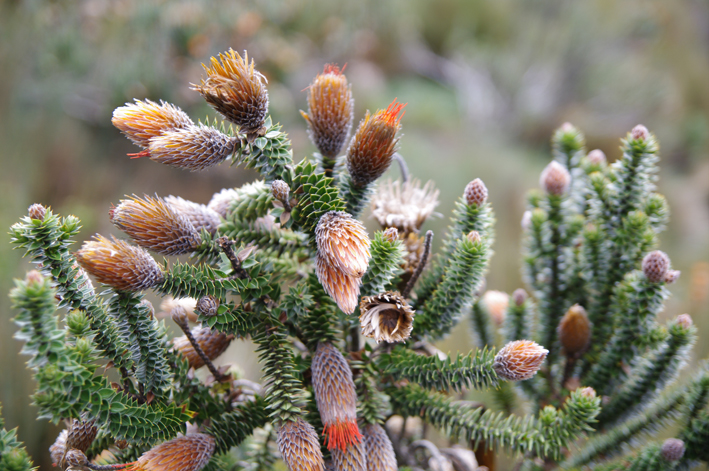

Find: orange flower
75;235;164;292
125;434;215;471
141;125;238;171
112;99;193;148
493;340;548;382
277;418;325;471
173;327;234;369
301;64;354;159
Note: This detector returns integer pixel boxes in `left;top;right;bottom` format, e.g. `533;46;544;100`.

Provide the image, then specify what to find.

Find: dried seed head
207;188;239;218
362;424;397;471
631;124;650;141
642;250;670;283
371;179;440;234
143;125;238;171
75;235;164;292
676;314;693;329
493;340;548;381
194;49;269;134
159;297;198;321
382;227;399;243
540;161;571;196
164;195;221;235
664;269;681;284
316;211;371;278
49;430;67;467
277;418;325;471
110;195;200;255
28;203;46;220
112;99;193;148
661;438;685;462
359;291;415;343
512;288;527;307
271;179;290;203
558;304;591;357
587;149;607;165
66;418;98;452
196;295;220;317
301;64;355;158
173;327;234;369
315;254;361;314
311;342;362;451
64;449;89;468
346;99;406;187
579;387;596;399
464;178;488;206
482;290;509;327
129;433;216;471
467;231;482;244
331;441;367;471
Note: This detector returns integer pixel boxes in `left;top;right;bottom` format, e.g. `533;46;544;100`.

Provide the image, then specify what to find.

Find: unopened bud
64;449;89;468
661;438;685;462
278;418;325;471
540;161;571;196
512;288;527;307
25;270;44;285
467;231;481;244
271;179;290;202
587;149;606;165
464;178;488;206
642;250;670;283
558;304;591;357
482;290;509;327
28;203;46;220
196;295;220;317
382;227;399;243
676;314;693;329
579;387;596;399
664;270;681;284
134;433;216;471
171;306;189;327
631;124;650;141
493;340;548;381
112;99;193;148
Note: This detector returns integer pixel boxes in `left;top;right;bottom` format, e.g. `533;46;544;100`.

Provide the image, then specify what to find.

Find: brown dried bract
359;291;414;343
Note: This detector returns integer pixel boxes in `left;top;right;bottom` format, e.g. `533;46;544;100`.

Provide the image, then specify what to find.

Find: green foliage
337;172;375;218
289;158;347;235
359;230;405;298
223;180;274;222
353;345;390;426
470;299;496;349
235;117;293;182
0;406;34;471
206;396;269;455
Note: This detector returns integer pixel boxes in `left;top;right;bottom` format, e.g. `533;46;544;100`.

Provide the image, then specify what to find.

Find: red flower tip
128;149;151;159
323;63;347;75
322;420;363;452
377;99;406;127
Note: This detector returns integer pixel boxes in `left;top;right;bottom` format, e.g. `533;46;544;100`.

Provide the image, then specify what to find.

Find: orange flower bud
359;291;414;343
164;195;221;235
362;423;397;471
464;178;488;206
315;254;361;315
642;250;670;283
112;99;193;148
194;49;269;135
75;235;164;292
311;342;362;451
173;326;234;369
127;433;215;471
346;99;406;187
277;418;325;471
110;195;200;256
557;304;591;357
493;340;548;381
301;64;354;158
540;161;571;196
316;211;371;278
141;125;238;171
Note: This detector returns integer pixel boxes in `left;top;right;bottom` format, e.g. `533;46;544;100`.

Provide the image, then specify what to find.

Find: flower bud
112;99;193;148
164;195;221;235
173;327;234;369
278;418;326;471
64;449;88;468
362;423;397;471
311;342;362;451
346;99;406;187
467;230;482;244
661;438;685;462
493;340;548;381
540;161;571;196
194;49;269;135
642;250;670;283
75;235;164;292
631;124;650;141
579;387;596;399
301;64;354;158
464;178;488;206
316;211;371;278
512;288;527;307
271;179;290;203
587;149;606;165
196;295;220;317
110;195;200;255
315;255;361;314
359;291;415;343
66;418;97;453
676;314;693;329
130;433;216;471
371;179;440;234
28;203;46;221
557;304;591;357
331;442;367;471
664;270;681;284
482;290;509;326
382;227;399;243
140;125;238;171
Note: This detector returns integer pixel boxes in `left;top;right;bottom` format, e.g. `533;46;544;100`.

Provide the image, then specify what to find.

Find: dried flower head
642;250;670;283
400;232;425;278
112;99;193;149
631;124;650;141
482;290;509;327
64;449;89;468
277;418;325;471
164;195;221;235
587;149;607;165
194;49;269;134
315;254;361;314
558;304;591;357
316;211;371;278
173;327;234;369
493;340;548;382
66;418;98;452
331;441;367;471
464;178;488;206
360;291;415;343
512;288;527;307
382;227;399;243
49;430;67;467
110;195;201;256
75;235;164;292
158;297;198;321
196;295;220;317
207;188;239;218
301;64;354;158
28;203;46;220
579;387;597;399
126;434;215;471
676;314;693;329
138;125;238;171
311;342;362;451
661;438;685;462
346;99;406;187
664;269;681;284
540;161;571;196
371;179;440;234
362;424;397;471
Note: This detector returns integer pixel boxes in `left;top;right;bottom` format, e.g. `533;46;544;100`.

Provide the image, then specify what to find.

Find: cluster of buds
315;211;371;313
359;291;415;343
49;418;97;468
493;340;548;381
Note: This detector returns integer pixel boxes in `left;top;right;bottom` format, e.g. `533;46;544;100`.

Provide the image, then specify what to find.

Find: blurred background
2;0;709;467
